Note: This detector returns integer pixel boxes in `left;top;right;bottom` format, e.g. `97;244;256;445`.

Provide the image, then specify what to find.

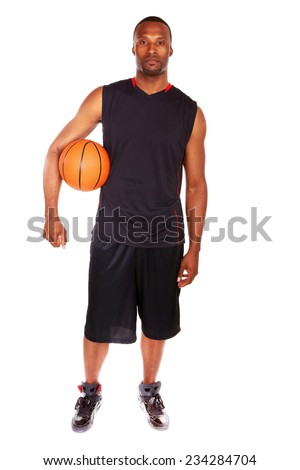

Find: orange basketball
59;139;110;191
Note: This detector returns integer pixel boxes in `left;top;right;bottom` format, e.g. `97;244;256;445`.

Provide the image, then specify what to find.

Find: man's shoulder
171;84;197;105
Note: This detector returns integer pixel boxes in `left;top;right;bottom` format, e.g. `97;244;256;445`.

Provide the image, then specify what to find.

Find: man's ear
169;46;173;57
132;46;135;56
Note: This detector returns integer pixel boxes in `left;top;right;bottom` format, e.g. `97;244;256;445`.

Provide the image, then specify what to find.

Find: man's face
132;22;173;76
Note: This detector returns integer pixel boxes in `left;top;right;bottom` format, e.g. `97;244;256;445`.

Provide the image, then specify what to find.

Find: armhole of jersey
186;102;198;144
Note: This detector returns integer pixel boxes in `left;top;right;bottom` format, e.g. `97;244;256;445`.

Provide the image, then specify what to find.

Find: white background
1;0;299;468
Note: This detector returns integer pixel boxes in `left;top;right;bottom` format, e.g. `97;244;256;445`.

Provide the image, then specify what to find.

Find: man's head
133;16;172;44
132;16;173;77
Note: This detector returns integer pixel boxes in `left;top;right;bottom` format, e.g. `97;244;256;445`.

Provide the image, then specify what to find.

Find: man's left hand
177;251;199;288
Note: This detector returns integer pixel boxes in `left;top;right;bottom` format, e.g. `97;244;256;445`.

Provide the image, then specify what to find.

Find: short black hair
133;16;172;43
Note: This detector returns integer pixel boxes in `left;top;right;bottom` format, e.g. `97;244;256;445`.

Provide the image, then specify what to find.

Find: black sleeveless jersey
96;78;197;247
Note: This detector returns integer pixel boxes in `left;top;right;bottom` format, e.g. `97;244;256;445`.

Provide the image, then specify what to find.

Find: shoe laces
145;393;165;416
75;395;98;418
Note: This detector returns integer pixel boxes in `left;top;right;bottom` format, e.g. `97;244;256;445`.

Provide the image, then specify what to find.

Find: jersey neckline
131;77;172;96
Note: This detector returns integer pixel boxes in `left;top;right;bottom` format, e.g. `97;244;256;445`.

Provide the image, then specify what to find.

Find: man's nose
147;42;157;55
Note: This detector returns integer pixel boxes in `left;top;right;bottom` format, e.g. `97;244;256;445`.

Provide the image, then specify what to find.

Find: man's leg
137;245;183;430
141;333;165;383
84;336;109;383
72;337;108;433
72;238;137;433
139;333;169;430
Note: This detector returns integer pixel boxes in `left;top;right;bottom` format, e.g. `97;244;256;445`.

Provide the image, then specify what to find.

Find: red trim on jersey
131;77;172;93
165;83;172;93
78;385;83;393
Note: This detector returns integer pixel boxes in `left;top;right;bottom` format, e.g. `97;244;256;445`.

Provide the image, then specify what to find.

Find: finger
177;262;186;283
178;270;190;288
179;269;189;281
50;234;61;247
178;278;191;288
178;266;199;286
58;235;67;249
180;269;198;288
57;234;67;249
177;267;189;287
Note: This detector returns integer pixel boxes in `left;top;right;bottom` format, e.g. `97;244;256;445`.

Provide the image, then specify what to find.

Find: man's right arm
43;86;103;248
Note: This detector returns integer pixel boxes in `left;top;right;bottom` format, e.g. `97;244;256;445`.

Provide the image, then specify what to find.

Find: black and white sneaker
138;381;169;431
71;382;102;433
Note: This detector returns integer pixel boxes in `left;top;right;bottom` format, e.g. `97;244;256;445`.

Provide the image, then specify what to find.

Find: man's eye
140;40;147;45
158;41;165;45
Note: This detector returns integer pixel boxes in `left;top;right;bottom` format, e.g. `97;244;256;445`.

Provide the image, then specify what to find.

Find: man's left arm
177;107;207;288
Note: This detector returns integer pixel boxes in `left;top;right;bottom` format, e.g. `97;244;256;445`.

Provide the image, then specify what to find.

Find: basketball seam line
79;141;92;190
61;140;81;186
91;141;102;189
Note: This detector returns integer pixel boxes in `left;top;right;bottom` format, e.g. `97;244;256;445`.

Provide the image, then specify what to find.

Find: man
43;16;207;432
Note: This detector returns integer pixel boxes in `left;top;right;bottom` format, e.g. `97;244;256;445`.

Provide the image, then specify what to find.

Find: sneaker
71;382;102;433
138;381;169;431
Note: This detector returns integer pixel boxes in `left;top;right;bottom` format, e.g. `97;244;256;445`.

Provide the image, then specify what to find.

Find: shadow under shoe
138;381;169;431
72;382;102;433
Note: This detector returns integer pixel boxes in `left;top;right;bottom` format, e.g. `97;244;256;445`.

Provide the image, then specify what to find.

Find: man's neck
134;72;169;95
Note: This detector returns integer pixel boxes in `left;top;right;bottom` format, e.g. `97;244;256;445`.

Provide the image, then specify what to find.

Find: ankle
143;376;157;384
81;382;102;397
85;378;99;385
139;381;161;397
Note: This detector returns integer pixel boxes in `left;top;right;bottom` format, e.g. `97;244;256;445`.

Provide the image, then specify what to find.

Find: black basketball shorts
84;239;184;344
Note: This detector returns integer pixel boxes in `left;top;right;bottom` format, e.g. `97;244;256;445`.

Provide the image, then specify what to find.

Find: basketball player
43;16;207;432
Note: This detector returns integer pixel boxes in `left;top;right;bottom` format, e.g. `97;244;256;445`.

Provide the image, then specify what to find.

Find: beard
139;58;165;76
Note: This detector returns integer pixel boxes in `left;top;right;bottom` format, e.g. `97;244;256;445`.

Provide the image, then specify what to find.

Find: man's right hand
43;214;67;248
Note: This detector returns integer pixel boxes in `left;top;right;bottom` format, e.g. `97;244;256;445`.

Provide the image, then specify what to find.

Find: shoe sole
138;398;169;431
71;400;102;433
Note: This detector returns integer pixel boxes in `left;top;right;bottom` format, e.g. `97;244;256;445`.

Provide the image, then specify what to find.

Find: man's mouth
144;57;160;66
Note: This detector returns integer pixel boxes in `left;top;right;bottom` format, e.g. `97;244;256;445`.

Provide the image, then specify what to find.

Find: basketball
59;139;110;191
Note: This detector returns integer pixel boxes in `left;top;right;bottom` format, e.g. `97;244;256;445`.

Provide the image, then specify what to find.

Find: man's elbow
186;177;207;194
